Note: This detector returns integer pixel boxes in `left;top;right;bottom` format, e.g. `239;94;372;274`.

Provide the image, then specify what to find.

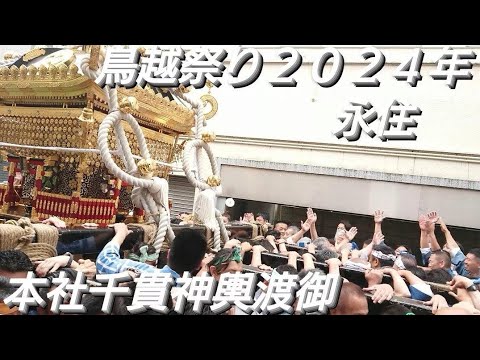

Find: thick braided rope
81;56;172;252
174;89;228;250
98;112;171;252
216;209;229;246
193;104;210;182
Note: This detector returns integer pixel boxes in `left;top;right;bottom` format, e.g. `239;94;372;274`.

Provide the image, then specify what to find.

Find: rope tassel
80;50;228;253
194;189;218;230
173;88;229;250
80;54;174;253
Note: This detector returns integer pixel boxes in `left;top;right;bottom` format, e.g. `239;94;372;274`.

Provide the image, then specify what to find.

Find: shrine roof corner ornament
0;46;195;135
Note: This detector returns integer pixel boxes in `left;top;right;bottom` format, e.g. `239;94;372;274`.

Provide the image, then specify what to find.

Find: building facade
200;45;480;231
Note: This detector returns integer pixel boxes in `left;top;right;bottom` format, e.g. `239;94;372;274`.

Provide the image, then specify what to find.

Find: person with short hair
208;247;243;280
274;220;290;239
0;250;33;278
369;243;396;269
255;212;269;225
427;250;453;276
436;217;480;283
96;224;207;279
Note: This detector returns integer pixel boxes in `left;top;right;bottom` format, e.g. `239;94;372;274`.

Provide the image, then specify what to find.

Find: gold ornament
206;175;221;187
119;96;139;114
78;107;94;122
58;63;68;79
4;52;16;60
89;46;101;71
178;84;190;94
136;158;157;178
201;131;216;143
48;64;57;80
205;80;213;93
38;64;47;79
67;63;79;78
200;94;218;120
0;66;8;80
34;49;75;67
19;65;28;80
9;65;19;79
22;48;46;62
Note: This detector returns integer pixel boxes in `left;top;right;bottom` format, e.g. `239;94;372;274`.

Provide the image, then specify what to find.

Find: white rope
0;141;182;170
2;48;176;251
4;48;229;252
79;56;174;253
173;89;229;250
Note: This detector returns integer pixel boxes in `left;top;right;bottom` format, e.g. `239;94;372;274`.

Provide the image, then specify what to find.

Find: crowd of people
1;208;480;315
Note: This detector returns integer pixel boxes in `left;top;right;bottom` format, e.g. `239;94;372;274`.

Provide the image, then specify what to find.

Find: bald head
330;282;368;315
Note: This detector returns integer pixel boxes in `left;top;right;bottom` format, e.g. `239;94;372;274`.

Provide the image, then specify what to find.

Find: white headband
372;250;396;262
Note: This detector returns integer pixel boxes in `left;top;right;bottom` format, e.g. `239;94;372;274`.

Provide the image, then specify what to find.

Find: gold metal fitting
78;107;94;122
200;94;218;120
3;52;15;60
178;84;190;94
201;131;216;143
206;175;221;187
137;158;157;178
119;96;139;114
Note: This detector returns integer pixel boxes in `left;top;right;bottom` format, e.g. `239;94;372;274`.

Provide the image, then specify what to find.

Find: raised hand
306;208;317;223
346;227;358;241
335;237;349;252
201;253;215;270
426;211;439;224
372;231;385;245
301;220;311;232
418;214;428;231
374;210;385;224
424;211;438;233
